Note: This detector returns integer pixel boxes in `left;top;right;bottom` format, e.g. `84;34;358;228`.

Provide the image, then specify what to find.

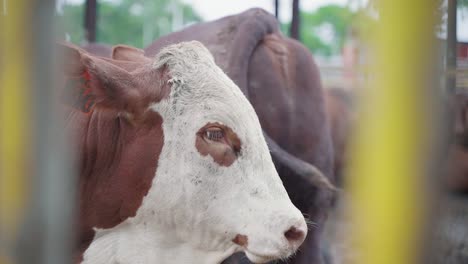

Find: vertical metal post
0;0;30;263
274;0;279;19
290;0;300;40
1;0;75;264
84;0;97;43
25;0;74;263
2;0;7;15
446;0;457;93
348;0;437;264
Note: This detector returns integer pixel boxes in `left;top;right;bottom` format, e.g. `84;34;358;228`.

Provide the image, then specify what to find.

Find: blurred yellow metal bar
0;0;30;263
348;1;437;264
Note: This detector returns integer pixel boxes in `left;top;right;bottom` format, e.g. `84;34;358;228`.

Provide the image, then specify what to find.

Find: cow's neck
72;108;165;261
82;215;237;264
80;110;125;177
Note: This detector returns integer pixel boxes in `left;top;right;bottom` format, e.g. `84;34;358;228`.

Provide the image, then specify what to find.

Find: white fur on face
82;41;306;264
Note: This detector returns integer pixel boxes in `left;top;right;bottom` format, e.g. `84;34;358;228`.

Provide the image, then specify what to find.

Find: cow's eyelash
205;130;224;141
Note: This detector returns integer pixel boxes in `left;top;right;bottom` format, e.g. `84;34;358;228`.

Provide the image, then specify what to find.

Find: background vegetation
58;0;366;57
57;0;201;48
57;0;467;57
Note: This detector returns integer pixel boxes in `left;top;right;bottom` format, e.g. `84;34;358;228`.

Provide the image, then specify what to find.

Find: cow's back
247;35;333;264
248;36;331;175
145;8;279;95
81;43;112;57
324;88;355;186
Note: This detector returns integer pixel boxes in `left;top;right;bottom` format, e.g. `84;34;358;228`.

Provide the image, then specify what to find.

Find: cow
444;90;468;192
133;8;336;264
324;87;355;187
81;42;112;57
429;91;468;264
59;41;318;264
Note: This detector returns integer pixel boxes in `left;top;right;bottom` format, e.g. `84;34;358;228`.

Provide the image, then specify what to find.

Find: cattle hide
144;8;334;264
81;43;112;58
445;91;468;193
324;87;355;187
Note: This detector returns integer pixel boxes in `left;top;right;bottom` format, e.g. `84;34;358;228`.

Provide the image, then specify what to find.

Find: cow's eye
204;128;224;142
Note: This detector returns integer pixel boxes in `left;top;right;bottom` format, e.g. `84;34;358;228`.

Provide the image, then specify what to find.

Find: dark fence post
274;0;279;19
84;0;97;43
290;0;300;40
446;0;457;93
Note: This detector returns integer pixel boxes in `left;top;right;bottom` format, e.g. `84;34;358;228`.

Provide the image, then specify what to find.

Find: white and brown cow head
62;41;307;264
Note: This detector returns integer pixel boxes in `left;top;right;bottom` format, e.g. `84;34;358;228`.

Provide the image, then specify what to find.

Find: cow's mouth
244;250;285;264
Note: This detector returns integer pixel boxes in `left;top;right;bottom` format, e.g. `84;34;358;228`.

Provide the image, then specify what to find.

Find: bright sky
179;0;357;22
62;0;468;41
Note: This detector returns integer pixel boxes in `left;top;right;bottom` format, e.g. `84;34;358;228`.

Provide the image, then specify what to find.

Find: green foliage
282;4;374;57
57;3;85;44
56;0;201;48
97;1;142;47
307;5;351;56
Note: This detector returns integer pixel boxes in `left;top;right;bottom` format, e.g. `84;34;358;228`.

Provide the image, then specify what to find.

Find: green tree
461;0;468;8
282;4;373;57
303;5;353;56
57;0;201;48
57;3;85;44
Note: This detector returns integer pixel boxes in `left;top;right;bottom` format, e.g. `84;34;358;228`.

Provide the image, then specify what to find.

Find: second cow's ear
58;42;144;116
112;45;151;63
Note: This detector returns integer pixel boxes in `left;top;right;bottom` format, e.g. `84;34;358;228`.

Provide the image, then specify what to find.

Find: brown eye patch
195;122;241;167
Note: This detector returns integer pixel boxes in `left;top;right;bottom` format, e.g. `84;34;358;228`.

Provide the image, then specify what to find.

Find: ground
322;191;468;264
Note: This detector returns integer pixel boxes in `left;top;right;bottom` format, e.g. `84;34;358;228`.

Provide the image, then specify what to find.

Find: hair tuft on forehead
153;41;216;74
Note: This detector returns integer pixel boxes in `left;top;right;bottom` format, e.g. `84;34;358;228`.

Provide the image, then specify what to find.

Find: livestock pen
0;0;465;264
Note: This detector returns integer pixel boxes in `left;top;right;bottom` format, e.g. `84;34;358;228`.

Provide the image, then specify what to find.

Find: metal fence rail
347;1;438;264
1;1;74;263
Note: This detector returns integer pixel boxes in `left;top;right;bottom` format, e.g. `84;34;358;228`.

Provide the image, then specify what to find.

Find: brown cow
137;8;335;264
430;91;468;264
81;42;112;57
444;91;468;192
324;87;355;187
59;41;318;263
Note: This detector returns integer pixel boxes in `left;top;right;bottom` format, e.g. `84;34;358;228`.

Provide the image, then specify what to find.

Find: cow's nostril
284;226;305;242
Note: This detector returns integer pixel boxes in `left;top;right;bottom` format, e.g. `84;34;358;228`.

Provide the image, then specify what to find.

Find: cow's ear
112;45;151;63
58;42;144;115
58;42;86;76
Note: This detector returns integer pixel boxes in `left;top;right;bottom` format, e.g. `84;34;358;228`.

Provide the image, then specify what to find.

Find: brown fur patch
77;111;164;254
195;122;241;167
58;42;176;261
